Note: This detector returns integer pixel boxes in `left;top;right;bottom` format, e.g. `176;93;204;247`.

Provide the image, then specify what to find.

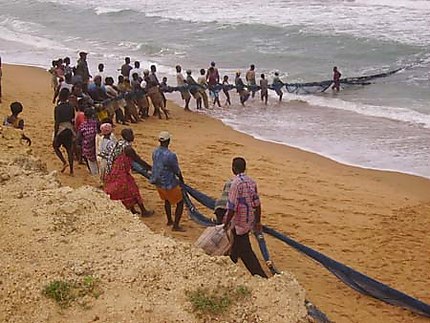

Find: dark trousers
230;230;267;278
115;108;125;124
214;208;226;224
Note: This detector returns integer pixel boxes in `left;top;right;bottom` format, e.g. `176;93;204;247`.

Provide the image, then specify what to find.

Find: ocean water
1;0;430;177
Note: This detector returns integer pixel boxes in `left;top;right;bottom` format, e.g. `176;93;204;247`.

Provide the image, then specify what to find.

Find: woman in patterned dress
104;128;153;216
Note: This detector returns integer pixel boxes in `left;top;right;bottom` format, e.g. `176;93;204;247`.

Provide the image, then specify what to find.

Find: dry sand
0;127;307;323
1;64;430;322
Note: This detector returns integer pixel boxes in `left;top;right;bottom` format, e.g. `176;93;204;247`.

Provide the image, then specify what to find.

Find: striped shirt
227;173;260;235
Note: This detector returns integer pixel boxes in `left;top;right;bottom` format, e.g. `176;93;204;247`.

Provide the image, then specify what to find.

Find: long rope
92;67;403;109
132;163;279;274
176;175;430;318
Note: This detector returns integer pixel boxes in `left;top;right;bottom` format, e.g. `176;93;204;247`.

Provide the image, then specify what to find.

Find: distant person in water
235;71;250;106
160;77;169;107
96;63;105;83
207;65;221;107
197;68;209;109
74;52;91;86
186;69;203;110
272;71;284;102
260;73;268;105
150;65;167;108
206;61;220;83
246;64;257;98
120;57;133;79
145;68;169;119
332;66;342;92
222;75;231;106
176;65;191;111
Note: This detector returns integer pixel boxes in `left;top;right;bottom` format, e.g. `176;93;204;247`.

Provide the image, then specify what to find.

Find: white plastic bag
195;225;233;256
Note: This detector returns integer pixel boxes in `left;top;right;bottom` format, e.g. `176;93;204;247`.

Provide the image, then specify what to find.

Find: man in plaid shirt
224;157;267;278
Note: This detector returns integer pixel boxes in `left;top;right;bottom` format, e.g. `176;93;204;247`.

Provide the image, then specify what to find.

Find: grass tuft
235;285;251;298
186;284;251;316
42;276;102;308
42;280;75;308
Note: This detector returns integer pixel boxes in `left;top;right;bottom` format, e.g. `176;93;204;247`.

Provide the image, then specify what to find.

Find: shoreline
4;61;429;180
223;121;430;181
1;63;430;323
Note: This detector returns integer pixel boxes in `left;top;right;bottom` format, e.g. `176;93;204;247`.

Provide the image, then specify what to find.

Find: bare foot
141;210;154;217
60;163;68;173
172;226;186;232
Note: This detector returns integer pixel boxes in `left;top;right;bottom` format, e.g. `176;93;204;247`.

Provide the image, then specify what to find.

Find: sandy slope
0;127;308;323
1;64;430;322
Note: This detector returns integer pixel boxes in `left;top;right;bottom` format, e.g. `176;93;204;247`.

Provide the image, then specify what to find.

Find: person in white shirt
96;63;106;84
197;68;209;108
96;122;117;184
176;65;191;111
52;73;74;103
129;61;143;82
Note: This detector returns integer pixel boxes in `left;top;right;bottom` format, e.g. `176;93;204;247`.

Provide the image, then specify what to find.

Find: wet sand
1;64;430;323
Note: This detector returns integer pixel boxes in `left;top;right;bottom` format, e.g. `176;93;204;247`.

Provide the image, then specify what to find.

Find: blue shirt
150;146;181;189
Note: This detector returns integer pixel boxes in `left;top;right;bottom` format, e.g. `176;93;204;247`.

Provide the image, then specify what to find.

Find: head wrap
100;123;112;135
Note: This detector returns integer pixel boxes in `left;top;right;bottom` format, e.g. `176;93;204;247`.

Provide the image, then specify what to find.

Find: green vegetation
186;284;251;316
42;280;74;307
235;285;251;298
42;275;102;308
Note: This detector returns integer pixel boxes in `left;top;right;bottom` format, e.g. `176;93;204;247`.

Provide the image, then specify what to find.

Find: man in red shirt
224;157;267;278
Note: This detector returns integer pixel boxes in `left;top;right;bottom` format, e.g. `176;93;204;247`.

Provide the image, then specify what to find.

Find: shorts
180;90;191;100
192;91;201;100
157;185;183;205
209;89;219;99
54;129;73;150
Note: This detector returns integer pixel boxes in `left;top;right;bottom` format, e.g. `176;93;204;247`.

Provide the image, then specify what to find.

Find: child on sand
3;101;32;145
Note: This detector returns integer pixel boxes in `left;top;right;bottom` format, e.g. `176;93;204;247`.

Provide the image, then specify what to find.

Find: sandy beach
1;64;430;323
